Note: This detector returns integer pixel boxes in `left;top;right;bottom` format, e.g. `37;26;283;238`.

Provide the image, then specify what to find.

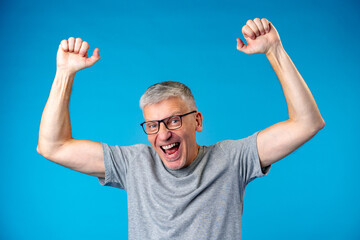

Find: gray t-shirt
99;132;270;240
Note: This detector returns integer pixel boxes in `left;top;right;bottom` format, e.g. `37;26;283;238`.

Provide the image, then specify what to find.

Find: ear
195;111;203;132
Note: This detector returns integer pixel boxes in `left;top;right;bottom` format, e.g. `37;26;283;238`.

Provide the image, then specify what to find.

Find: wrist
265;42;284;58
52;69;76;101
265;43;287;65
56;68;76;78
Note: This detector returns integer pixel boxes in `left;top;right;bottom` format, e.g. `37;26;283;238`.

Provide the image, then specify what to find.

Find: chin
162;158;185;170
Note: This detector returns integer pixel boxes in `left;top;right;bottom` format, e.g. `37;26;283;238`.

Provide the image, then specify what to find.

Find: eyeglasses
140;110;197;135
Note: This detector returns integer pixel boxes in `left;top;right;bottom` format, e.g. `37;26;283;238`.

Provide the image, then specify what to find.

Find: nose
157;122;172;140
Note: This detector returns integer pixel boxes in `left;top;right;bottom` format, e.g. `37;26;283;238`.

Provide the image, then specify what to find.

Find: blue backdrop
1;0;359;239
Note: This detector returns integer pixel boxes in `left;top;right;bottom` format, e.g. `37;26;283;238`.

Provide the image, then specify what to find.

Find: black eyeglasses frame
140;110;197;135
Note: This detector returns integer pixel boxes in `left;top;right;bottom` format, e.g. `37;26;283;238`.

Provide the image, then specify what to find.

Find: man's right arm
37;37;105;178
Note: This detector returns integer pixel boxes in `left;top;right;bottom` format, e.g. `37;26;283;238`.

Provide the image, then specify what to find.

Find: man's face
143;97;203;170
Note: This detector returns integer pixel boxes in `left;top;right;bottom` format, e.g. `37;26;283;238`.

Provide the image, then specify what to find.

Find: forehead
143;97;190;121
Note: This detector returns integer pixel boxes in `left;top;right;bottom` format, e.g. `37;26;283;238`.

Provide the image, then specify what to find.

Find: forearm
37;70;75;157
266;46;325;131
238;18;325;166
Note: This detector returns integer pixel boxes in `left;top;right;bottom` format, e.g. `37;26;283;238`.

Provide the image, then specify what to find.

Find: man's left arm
237;18;325;168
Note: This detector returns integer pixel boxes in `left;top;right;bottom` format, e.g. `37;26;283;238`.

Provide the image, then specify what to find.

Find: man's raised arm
37;37;105;178
236;18;325;168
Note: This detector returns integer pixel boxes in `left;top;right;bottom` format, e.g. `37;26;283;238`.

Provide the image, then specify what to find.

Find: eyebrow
145;111;182;122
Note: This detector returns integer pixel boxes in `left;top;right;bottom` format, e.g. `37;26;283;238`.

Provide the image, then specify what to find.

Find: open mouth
160;142;180;156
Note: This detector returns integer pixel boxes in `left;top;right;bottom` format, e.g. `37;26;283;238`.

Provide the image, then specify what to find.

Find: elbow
303;113;325;133
293;117;325;136
37;139;70;160
318;118;325;130
315;117;325;131
36;144;49;158
309;118;325;135
37;142;56;159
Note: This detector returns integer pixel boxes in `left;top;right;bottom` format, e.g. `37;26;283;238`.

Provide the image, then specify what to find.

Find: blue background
1;0;359;239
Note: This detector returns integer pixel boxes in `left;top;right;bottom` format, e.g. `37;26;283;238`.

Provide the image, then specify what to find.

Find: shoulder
215;132;259;152
102;143;157;159
102;143;151;150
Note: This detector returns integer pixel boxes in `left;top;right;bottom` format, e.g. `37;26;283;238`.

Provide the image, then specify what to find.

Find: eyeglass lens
145;116;181;134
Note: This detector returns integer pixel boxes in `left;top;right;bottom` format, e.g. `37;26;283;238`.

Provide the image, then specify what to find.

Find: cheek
180;129;196;145
148;136;156;146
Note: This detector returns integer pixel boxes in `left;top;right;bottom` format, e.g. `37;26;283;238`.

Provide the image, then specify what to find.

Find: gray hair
139;81;197;110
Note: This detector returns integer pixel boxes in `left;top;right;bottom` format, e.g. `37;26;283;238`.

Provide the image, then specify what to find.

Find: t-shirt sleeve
219;132;270;186
98;143;130;189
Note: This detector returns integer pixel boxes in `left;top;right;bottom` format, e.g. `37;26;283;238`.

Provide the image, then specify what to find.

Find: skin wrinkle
143;97;203;170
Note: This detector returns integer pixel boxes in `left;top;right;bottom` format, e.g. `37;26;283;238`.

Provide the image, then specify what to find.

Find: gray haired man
37;18;324;239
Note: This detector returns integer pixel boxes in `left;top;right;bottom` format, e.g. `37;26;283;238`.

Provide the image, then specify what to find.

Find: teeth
162;143;178;150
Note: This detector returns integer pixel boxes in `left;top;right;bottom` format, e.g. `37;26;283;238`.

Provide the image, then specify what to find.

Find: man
37;18;324;239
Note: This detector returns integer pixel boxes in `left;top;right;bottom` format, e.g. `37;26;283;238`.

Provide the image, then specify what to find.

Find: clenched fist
236;18;282;55
57;37;100;74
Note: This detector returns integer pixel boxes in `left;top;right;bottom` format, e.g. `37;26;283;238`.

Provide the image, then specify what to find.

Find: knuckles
75;38;83;46
60;39;68;47
243;18;271;36
246;19;253;25
82;41;89;48
61;37;90;52
59;37;91;56
68;37;75;43
241;25;248;33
